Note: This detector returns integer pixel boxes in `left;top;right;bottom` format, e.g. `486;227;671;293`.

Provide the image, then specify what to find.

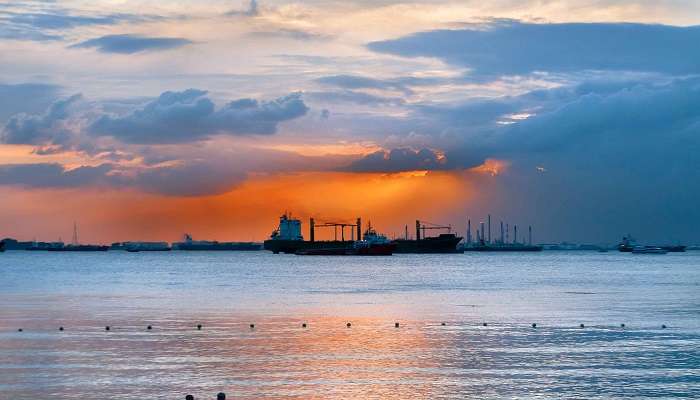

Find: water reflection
1;314;698;399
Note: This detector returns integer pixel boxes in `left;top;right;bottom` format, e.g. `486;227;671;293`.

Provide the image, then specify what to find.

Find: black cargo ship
391;220;462;253
48;244;109;252
264;214;366;254
173;234;261;251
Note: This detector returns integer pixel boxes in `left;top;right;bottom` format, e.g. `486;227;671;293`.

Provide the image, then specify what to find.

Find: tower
467;219;472;244
72;222;78;245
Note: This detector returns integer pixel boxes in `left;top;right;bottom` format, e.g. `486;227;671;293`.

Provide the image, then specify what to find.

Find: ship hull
392;235;462;254
48;245;109;252
295;243;396;256
264;240;353;254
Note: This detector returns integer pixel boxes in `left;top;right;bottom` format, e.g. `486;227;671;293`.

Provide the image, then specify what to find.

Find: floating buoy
185;395;194;400
580;324;585;328
395;322;400;328
620;323;625;328
346;322;351;328
483;322;488;327
662;324;667;329
250;324;255;329
217;392;226;400
531;323;537;328
147;325;152;330
59;326;64;331
18;328;23;332
105;326;110;331
441;322;446;326
302;323;307;328
197;324;202;330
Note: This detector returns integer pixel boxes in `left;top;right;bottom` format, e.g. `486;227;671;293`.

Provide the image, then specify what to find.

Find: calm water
0;251;698;399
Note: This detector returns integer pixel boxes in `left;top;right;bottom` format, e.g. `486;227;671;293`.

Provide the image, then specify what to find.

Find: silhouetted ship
295;223;396;256
264;214;362;254
618;235;685;253
0;241;4;252
392;220;462;253
48;244;109;252
173;234;261;251
111;242;171;252
462;216;542;252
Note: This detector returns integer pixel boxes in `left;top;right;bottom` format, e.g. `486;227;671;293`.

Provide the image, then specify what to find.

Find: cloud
89;89;309;144
226;0;259;17
0;9;151;41
248;28;329;41
1;94;82;145
307;90;406;106
346;148;446;172
0;83;62;122
369;20;700;79
316;74;443;95
0;163;113;188
70;34;192;54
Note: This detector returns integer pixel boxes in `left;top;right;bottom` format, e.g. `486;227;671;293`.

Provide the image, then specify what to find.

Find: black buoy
483;322;488;327
18;328;23;332
531;323;537;328
302;323;307;328
185;395;194;400
395;322;400;328
620;323;626;328
197;324;202;330
580;323;585;328
147;325;152;330
346;322;351;328
662;324;667;329
105;326;110;331
217;392;226;400
441;322;446;326
250;324;255;329
59;326;64;331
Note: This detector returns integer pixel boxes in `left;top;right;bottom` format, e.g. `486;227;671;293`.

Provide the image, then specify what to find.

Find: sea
0;250;698;399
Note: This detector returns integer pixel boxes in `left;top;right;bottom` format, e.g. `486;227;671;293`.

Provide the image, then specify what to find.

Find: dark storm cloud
89;89;309;144
1;94;81;145
70;34;192;54
346;148;445;172
369;20;700;79
0;83;62;122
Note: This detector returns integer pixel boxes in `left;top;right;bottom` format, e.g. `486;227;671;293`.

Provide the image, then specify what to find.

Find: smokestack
529;225;532;246
310;218;315;242
416;220;421;241
514;225;518;244
506;223;509;243
467;219;472;244
357;218;362;241
480;222;485;244
405;225;408;240
488;214;491;244
500;221;504;244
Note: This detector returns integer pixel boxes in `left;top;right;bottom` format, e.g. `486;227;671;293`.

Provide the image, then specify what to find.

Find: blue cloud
70;34;192;54
369;20;700;79
89;89;309;144
0;83;62;122
2;94;81;145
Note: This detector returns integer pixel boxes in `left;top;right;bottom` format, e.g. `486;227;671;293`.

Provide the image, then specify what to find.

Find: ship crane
416;220;452;241
309;218;362;242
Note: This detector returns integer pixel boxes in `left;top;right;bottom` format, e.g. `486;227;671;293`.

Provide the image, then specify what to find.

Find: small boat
632;246;668;254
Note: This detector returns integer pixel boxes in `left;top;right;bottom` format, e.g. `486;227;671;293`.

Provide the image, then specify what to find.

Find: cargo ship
295;223;395;256
391;220;462;253
463;218;542;252
618;235;685;253
110;242;171;252
264;214;359;254
172;234;261;251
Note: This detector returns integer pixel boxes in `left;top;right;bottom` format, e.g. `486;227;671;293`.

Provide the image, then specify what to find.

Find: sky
1;0;699;245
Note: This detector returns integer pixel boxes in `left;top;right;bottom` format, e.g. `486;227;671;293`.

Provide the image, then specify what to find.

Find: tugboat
618;235;636;252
